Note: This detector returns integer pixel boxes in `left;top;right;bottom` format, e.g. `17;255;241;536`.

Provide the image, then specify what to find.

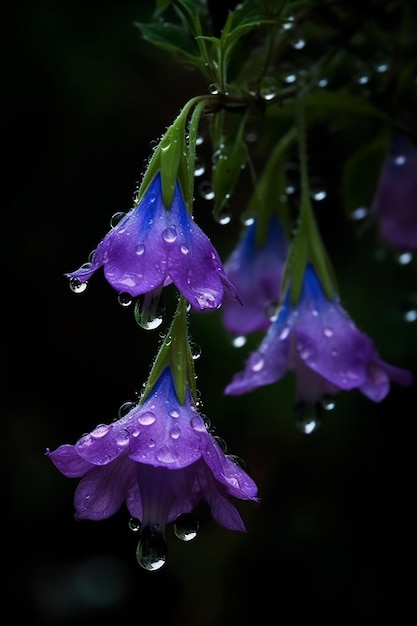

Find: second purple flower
67;173;241;311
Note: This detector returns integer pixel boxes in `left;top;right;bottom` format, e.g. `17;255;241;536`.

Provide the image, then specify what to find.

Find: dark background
4;1;417;624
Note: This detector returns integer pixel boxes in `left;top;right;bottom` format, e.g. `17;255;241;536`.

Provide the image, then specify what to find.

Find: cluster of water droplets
295;396;336;434
129;511;200;571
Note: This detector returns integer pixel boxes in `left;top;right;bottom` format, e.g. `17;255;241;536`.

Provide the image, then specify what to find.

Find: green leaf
134;21;200;62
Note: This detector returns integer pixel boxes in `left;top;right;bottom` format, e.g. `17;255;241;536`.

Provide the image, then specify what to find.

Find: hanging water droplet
232;335;247;348
356;74;370;85
375;62;389;73
320;395;336;411
196;134;204;146
291;38;306;50
402;293;417;322
311;189;327;201
199;181;215;201
241;215;255;226
351;206;368;221
136;528;167;571
282;15;294;30
396;251;413;265
190;342;202;360
118;401;136;418
226;454;248;471
110;212;126;228
215;210;232;225
69;277;88;294
259;76;278;101
295;401;321;434
118;292;133;307
264;299;280;321
174;514;199;541
134;290;165;330
194;158;205;177
209;83;219;95
213;435;227;452
128;517;141;533
393;154;406;166
283;72;297;84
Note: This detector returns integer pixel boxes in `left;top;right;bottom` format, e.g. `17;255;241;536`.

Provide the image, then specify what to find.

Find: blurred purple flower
222;216;289;336
47;367;259;570
67;173;241;311
225;264;413;405
371;133;417;251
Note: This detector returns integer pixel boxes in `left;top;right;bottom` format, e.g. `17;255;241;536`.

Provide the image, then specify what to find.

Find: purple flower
225;265;413;405
371;133;417;251
47;367;259;570
67;173;241;310
222;216;289;336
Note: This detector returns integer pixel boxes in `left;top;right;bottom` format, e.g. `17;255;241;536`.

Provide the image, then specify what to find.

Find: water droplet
283;72;297;84
118;292;133;307
213;435;227;452
209;83;219;95
162;227;177;243
136;528;167;571
199;181;215;201
251;356;264;372
351;206;368;221
110;212;126;228
259;76;278;100
295;402;321;434
375;61;389;73
134;290;165;330
241;215;255;226
69;277;88;294
356;74;370;85
291;38;305;49
196;134;204;146
170;425;181;439
136;243;145;256
317;77;328;88
118;401;136;418
323;327;333;337
138;411;156;426
169;409;180;418
393;154;406;166
279;326;290;340
311;189;327;201
116;428;130;446
282;15;294;30
215;210;232;225
226;454;248;471
396;251;413;265
194;159;205;177
91;424;112;438
191;416;206;432
232;335;247;348
402;293;417;322
156;446;177;463
128;517;141;533
180;244;189;255
190;342;202;360
174;513;199;541
264;299;280;320
320;395;336;411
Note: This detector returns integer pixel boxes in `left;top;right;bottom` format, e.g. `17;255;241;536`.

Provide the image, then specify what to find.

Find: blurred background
4;1;417;624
